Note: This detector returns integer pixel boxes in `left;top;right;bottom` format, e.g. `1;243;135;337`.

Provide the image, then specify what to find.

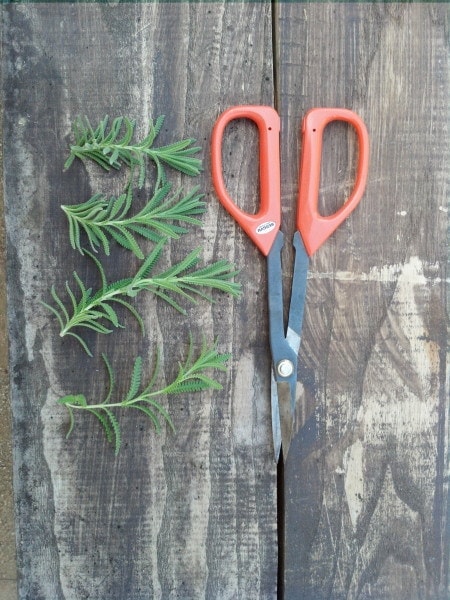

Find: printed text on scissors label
256;221;276;235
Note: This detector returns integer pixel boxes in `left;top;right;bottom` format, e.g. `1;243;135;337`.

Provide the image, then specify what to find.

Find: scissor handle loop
211;106;281;256
298;108;369;256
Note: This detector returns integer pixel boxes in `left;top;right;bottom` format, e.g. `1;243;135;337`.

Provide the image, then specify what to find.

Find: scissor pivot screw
277;359;294;378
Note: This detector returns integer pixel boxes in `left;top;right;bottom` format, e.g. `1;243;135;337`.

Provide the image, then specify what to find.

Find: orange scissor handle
298;108;369;256
211;106;281;256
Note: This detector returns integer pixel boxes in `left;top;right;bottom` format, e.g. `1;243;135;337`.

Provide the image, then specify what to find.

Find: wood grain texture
3;3;276;599
277;4;449;599
3;3;449;600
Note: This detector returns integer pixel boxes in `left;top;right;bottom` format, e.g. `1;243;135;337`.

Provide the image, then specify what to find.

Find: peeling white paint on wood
308;256;444;284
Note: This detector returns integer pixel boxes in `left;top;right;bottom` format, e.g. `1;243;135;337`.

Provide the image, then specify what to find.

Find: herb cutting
44;114;240;452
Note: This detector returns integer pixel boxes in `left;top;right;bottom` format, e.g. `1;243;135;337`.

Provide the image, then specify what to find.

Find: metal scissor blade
267;230;303;463
271;371;282;462
277;381;294;463
287;232;309;346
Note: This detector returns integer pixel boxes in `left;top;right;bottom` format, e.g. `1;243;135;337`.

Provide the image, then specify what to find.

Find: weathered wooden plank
3;3;276;598
0;15;18;594
277;3;449;599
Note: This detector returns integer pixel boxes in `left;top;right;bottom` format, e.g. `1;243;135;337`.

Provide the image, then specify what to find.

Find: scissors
211;106;369;463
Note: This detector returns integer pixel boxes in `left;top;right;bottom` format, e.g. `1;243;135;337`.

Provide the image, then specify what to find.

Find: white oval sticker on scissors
256;221;276;235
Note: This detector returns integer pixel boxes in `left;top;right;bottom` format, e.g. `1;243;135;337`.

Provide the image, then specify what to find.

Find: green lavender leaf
125;357;143;402
64;115;202;187
42;240;241;355
58;340;230;454
61;183;206;257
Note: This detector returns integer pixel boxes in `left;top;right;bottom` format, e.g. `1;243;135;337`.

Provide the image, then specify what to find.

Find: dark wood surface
2;3;449;600
278;4;449;599
3;4;276;599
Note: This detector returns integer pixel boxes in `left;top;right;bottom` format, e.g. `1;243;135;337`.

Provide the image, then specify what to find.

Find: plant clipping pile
45;115;240;453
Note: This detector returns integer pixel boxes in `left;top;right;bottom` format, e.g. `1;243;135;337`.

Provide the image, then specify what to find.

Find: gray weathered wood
3;2;450;599
3;3;276;598
277;4;449;599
